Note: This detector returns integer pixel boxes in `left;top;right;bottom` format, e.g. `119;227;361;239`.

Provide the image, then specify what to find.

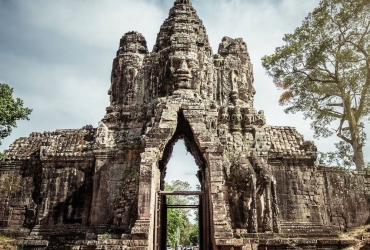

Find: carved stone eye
186;60;197;68
172;58;182;68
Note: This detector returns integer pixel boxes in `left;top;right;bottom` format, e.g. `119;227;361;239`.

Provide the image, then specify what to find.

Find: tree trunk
352;135;365;171
343;94;365;171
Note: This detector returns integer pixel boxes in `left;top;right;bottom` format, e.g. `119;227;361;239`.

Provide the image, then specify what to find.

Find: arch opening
159;111;206;192
155;111;210;250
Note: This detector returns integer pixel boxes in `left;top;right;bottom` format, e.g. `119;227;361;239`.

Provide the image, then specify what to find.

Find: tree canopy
0;83;32;158
164;180;199;247
262;0;370;170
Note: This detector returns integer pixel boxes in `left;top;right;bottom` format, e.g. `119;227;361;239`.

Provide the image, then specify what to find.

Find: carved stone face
169;51;199;90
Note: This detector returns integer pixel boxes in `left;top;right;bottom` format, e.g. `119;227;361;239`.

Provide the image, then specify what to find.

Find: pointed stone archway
155;111;209;250
131;96;232;249
1;1;369;249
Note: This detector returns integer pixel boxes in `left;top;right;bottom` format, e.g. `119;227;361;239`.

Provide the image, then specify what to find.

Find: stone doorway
155;191;207;250
153;111;211;250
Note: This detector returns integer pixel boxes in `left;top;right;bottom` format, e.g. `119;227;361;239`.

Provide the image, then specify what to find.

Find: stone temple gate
1;0;370;249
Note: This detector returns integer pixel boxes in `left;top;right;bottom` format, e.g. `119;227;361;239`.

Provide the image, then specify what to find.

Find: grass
0;234;17;250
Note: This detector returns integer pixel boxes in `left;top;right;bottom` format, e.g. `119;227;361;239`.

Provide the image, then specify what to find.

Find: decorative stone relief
0;1;368;249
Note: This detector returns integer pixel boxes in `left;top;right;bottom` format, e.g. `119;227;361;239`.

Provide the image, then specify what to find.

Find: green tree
188;224;199;246
166;208;187;246
365;161;370;171
262;0;370;170
0;83;32;159
317;146;353;170
164;180;199;247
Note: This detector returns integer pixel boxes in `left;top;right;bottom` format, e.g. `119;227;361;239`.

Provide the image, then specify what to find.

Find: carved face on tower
152;0;213;96
169;50;199;90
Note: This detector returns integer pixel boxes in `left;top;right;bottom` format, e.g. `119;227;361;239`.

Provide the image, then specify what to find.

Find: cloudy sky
1;0;369;190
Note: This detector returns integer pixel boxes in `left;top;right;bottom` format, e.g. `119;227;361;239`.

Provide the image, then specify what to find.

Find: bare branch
337;115;352;143
354;59;370;120
337;132;352;144
358;20;370;46
346;40;369;58
317;108;343;118
292;68;337;84
318;94;331;101
326;103;343;107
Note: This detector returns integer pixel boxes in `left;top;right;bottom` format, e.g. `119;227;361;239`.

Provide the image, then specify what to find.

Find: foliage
165;180;199;207
16;242;23;250
0;234;17;250
0;83;32;159
99;232;111;241
166;208;187;246
262;0;370;170
164;180;199;247
364;161;370;171
317;141;354;169
188;224;199;246
165;180;192;192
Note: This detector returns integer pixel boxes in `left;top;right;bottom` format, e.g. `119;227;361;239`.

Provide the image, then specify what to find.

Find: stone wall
0;160;37;231
0;129;95;235
0;0;369;249
270;164;370;234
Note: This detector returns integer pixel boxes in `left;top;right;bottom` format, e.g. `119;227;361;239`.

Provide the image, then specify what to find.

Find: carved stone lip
174;73;192;81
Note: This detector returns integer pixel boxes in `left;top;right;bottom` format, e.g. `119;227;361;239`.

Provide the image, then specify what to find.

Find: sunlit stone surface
0;0;368;249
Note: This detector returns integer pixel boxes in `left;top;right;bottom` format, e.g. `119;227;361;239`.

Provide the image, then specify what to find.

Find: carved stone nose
177;60;189;74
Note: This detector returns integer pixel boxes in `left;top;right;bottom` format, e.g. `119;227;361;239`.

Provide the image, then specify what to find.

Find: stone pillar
262;181;273;232
271;179;280;233
207;153;233;241
89;152;116;229
132;148;160;249
248;175;257;233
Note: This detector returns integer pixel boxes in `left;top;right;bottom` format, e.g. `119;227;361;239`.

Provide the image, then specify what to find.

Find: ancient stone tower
1;0;370;249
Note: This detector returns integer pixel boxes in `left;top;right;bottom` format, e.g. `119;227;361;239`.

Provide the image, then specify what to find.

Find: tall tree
166;208;187;247
262;0;370;170
164;180;199;247
0;83;32;159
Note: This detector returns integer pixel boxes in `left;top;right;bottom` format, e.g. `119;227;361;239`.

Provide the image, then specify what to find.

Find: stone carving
248;154;279;233
0;0;369;249
299;140;317;152
227;154;279;233
95;121;115;149
109;31;148;106
169;50;200;90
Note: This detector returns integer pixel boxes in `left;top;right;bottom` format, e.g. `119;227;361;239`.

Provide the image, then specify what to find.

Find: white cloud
0;0;368;175
19;0;166;50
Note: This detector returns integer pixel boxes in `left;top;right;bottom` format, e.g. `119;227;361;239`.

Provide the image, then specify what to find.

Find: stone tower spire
150;0;213;96
0;0;365;250
153;0;211;54
174;0;191;5
108;31;148;107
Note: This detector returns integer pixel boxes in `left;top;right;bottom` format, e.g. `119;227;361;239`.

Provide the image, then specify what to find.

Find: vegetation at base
99;232;111;240
0;234;17;250
165;180;199;247
262;0;370;171
0;83;32;160
338;224;370;249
